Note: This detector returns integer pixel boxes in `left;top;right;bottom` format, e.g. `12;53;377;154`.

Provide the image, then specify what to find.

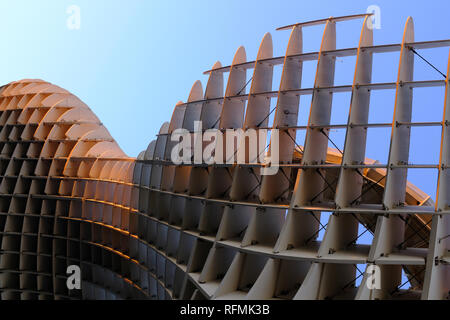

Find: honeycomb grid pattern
0;79;143;299
0;14;449;300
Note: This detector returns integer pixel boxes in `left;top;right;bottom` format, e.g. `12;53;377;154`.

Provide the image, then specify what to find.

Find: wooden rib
422;48;450;300
274;19;336;261
259;25;303;203
229;32;273;201
362;17;415;300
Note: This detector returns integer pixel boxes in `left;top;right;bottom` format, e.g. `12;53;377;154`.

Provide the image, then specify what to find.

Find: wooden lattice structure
0;14;449;300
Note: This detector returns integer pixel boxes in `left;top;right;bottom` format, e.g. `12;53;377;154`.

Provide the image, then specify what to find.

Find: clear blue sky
1;0;449;201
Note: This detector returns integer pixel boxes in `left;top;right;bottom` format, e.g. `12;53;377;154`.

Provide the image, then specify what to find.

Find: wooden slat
276;13;372;30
